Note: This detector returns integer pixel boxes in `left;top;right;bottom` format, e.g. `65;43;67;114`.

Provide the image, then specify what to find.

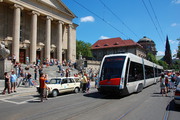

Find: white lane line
0;91;90;104
0;98;38;105
1;99;20;104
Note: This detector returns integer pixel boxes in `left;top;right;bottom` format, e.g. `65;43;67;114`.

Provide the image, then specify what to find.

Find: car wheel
74;87;80;93
52;90;58;97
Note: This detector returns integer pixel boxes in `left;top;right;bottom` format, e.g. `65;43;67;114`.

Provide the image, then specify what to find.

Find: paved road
0;83;179;120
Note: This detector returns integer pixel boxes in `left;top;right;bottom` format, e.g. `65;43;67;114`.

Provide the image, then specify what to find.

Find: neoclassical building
0;0;77;63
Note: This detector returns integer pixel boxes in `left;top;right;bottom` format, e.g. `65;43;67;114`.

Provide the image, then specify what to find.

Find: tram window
158;69;162;76
128;61;144;82
155;68;158;77
100;56;125;81
145;65;154;79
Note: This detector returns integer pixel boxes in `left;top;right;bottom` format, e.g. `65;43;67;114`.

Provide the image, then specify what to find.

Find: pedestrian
27;72;33;87
175;72;180;86
160;74;167;97
12;54;16;64
86;77;90;93
14;62;20;78
17;69;24;87
38;66;43;75
94;74;98;88
65;68;69;77
165;75;169;93
10;70;17;93
26;56;29;65
34;66;38;80
2;72;10;94
57;63;62;73
81;73;88;93
39;73;48;102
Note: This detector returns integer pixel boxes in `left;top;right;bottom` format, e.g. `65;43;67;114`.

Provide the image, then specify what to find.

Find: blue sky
62;0;180;56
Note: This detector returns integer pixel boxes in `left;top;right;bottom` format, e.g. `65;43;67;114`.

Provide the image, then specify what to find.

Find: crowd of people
160;71;180;97
1;55;99;103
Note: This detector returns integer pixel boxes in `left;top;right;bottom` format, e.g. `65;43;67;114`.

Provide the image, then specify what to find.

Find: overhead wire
72;0;129;38
141;0;164;43
99;0;139;39
148;0;165;40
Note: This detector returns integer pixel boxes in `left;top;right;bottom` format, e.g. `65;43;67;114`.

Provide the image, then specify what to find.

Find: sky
62;0;180;57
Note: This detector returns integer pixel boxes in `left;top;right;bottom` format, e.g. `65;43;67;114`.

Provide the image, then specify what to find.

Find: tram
97;53;163;95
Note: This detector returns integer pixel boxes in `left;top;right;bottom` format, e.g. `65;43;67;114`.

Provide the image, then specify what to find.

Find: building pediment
37;0;76;18
6;0;76;23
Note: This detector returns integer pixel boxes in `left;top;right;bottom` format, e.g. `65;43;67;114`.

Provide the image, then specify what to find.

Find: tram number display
105;56;125;62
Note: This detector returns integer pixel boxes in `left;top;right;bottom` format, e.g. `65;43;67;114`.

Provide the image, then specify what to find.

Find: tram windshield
100;56;126;81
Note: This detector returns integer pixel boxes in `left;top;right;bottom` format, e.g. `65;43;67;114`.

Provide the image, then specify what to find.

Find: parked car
174;82;180;105
37;77;81;97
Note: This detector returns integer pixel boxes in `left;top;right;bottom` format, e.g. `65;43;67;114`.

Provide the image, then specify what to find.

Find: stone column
57;21;63;63
30;11;40;63
45;16;53;60
12;4;23;62
68;24;72;61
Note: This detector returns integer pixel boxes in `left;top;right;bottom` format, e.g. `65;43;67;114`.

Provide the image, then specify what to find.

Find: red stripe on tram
100;78;121;86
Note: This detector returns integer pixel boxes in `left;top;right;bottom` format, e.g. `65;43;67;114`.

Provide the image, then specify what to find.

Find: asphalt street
0;82;179;120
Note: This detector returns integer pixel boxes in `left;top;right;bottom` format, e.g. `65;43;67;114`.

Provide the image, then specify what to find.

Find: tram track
116;83;173;120
162;90;174;120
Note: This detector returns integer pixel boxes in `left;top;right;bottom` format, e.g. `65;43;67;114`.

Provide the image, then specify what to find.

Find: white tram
97;53;163;95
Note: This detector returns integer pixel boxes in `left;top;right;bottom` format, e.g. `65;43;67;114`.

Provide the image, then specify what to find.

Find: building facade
91;37;146;61
0;0;77;63
137;36;157;56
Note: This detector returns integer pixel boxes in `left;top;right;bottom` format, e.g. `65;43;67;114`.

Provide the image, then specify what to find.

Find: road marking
1;98;38;105
163;90;174;120
117;102;142;120
0;90;96;105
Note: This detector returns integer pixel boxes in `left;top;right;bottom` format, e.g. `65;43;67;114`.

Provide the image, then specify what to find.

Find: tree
76;40;93;59
147;53;158;64
164;36;172;66
158;60;168;70
177;38;180;59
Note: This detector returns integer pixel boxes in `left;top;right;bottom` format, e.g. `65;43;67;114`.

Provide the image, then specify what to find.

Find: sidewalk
0;79;96;99
0;79;37;99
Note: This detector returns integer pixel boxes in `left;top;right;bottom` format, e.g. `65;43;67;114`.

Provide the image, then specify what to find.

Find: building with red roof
91;37;146;61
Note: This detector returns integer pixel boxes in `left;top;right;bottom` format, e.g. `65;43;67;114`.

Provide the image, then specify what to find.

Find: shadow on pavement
83;91;128;100
28;100;42;103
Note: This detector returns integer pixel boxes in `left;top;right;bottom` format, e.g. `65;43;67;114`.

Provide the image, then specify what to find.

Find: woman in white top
160;74;167;97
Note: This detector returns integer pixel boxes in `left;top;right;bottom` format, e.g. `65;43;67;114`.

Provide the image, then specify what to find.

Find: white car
38;77;81;97
174;82;180;105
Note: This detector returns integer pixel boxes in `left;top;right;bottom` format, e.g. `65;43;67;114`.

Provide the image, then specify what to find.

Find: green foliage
177;38;180;59
147;53;158;64
171;60;180;71
76;40;93;59
158;60;168;70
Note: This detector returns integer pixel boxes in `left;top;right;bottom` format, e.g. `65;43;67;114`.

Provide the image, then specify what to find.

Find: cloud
169;40;179;44
172;0;180;4
171;23;180;27
157;51;164;56
99;36;110;39
80;16;95;22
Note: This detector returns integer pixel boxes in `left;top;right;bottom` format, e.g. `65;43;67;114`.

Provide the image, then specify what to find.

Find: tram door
19;49;26;63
